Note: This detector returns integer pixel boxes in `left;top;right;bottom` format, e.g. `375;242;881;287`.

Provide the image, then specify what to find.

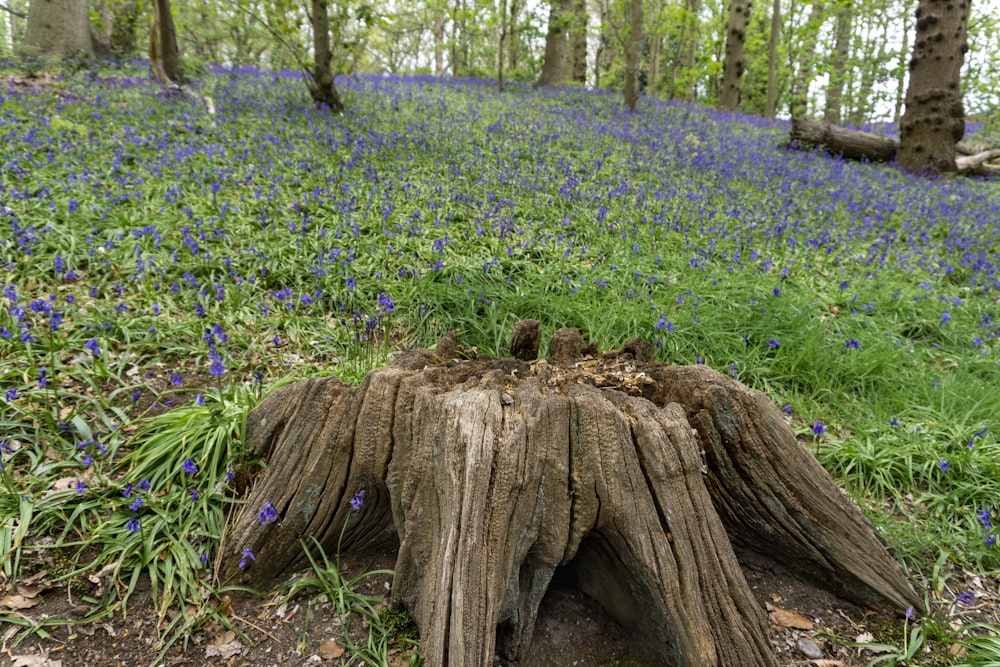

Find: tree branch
0;2;27;19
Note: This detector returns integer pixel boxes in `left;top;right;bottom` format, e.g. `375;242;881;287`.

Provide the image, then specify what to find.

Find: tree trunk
223;327;923;667
622;0;643;111
153;0;179;83
897;0;969;175
570;0;587;83
789;0;825;118
790;118;899;161
536;0;571;86
764;0;781;118
824;0;852;123
719;0;752;111
508;0;520;71
671;0;700;102
23;0;92;57
308;0;344;112
497;0;508;91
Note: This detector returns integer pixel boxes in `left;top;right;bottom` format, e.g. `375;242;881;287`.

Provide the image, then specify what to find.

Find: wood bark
537;0;571;87
570;0;588;83
720;0;752;111
622;0;643;111
764;0;781;118
152;0;179;83
789;118;999;176
308;0;344;112
23;0;92;57
223;328;923;666
897;0;970;174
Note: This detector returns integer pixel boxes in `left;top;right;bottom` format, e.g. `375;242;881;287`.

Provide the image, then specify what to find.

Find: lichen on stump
222;325;922;666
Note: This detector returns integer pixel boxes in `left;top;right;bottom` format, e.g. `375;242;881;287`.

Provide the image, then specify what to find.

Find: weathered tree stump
222;326;922;666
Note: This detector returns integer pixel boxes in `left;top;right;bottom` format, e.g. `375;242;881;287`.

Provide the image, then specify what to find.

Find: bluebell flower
238;548;256;569
85;338;101;356
182;459;198;475
126;517;140;533
349;489;365;511
766;339;780;348
939;459;949;472
258;501;278;525
812;421;826;435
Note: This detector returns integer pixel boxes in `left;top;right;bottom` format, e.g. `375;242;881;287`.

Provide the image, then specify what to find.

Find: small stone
795;637;824;660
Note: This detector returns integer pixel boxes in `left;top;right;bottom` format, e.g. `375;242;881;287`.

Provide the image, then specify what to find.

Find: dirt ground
8;543;995;667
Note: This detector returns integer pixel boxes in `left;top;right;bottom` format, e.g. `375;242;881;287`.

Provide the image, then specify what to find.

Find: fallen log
222;325;923;666
789;117;999;176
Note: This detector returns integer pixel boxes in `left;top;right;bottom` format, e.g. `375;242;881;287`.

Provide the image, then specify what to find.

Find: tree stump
222;326;922;666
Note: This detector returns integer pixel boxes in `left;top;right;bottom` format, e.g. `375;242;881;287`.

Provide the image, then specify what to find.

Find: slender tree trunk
789;0;825;117
892;0;914;126
497;0;508;91
570;0;587;83
508;0;520;70
623;0;643;110
720;0;752;111
308;0;344;112
649;33;662;95
823;0;851;123
897;0;969;174
849;11;886;126
537;0;571;86
672;0;701;102
23;0;92;57
433;11;445;76
764;0;781;118
153;0;179;82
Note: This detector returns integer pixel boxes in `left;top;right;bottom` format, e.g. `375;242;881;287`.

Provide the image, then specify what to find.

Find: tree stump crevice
223;340;922;666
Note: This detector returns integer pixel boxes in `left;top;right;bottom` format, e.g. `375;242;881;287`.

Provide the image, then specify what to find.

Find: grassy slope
1;67;999;654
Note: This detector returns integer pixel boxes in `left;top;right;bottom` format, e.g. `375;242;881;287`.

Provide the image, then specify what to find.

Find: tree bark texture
719;0;752;111
23;0;92;57
536;0;571;87
153;0;179;83
622;0;643;111
764;0;781;118
222;330;922;667
897;0;970;174
309;0;344;112
790;118;1000;176
570;0;588;83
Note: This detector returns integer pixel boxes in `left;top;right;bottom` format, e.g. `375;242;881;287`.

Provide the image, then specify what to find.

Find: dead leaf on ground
809;661;846;667
9;654;62;667
765;601;814;630
1;594;41;611
204;639;245;659
213;629;236;646
319;639;346;660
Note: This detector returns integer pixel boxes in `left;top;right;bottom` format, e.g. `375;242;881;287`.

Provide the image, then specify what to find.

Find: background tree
823;0;852;122
622;0;642;110
536;0;570;86
720;0;752;110
150;0;180;83
22;0;93;57
897;0;970;173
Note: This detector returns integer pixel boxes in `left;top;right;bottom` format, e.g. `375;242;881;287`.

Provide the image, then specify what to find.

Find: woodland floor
6;545;998;667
